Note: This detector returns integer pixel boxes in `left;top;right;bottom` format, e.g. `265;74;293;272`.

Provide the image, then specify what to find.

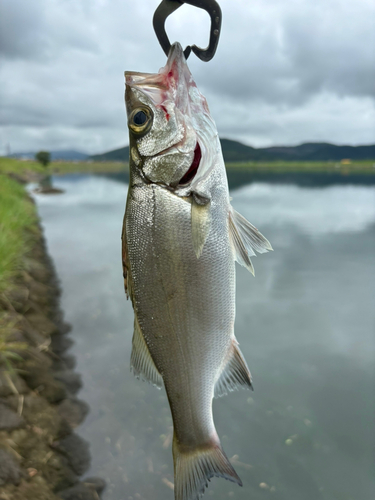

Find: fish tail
172;433;242;500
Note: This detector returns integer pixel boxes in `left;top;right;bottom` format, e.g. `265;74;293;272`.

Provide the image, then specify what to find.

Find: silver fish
122;43;272;500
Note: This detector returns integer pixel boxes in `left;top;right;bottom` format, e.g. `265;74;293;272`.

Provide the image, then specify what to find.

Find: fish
122;42;272;500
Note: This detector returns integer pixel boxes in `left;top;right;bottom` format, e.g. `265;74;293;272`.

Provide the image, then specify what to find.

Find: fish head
125;43;214;190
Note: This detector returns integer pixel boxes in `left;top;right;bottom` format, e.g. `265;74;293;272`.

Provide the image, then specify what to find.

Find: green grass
0;157;128;177
0;157;46;176
51;160;128;174
0;175;39;294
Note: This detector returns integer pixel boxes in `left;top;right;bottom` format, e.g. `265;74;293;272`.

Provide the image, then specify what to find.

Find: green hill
262;142;375;161
90;139;375;163
90;146;130;162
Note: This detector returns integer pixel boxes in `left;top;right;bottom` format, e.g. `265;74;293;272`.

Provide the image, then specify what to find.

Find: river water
32;175;375;500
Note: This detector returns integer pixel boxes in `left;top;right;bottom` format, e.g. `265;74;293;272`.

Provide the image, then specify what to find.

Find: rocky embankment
0;210;104;499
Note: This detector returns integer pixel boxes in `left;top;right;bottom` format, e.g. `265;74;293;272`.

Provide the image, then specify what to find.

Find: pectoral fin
130;316;163;389
229;208;272;275
214;339;253;398
191;197;211;259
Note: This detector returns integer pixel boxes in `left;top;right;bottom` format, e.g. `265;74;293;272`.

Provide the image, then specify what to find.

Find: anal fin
131;316;163;389
229;207;272;276
215;339;253;398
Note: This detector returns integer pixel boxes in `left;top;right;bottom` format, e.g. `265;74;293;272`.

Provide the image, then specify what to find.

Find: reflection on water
97;169;375;190
32;176;375;500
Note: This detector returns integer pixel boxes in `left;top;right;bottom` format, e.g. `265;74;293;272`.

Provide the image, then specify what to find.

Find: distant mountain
10;150;89;161
89;140;375;163
90;146;129;162
50;150;89;161
262;142;375;161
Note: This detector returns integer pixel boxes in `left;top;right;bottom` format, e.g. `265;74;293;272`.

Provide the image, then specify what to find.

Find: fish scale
123;42;272;500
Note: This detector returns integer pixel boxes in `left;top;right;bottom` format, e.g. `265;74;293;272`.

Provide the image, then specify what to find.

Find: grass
0;157;46;176
0;157;128;177
0;175;39;295
0;174;37;373
51;160;128;174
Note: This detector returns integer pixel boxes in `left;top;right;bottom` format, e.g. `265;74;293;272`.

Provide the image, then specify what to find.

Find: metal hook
153;0;222;62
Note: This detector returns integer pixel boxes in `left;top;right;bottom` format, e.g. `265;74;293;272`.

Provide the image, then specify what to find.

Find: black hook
153;0;222;62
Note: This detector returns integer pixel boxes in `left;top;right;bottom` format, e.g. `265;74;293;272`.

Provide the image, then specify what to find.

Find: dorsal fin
228;208;272;276
130;316;163;389
215;339;253;398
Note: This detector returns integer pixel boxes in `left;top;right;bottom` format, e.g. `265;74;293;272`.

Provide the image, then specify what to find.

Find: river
32;174;375;500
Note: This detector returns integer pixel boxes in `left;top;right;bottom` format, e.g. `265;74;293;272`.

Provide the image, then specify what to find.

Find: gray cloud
196;0;375;105
0;0;374;154
0;0;98;61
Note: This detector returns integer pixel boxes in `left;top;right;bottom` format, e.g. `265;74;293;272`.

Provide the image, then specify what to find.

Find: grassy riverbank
0;170;104;499
1;157;374;180
0;158;128;180
0;175;39;295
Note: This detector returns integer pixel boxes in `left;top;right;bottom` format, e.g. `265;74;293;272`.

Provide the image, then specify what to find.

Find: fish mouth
125;43;188;107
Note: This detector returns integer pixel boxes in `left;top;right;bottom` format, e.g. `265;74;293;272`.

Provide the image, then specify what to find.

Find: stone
53;353;76;371
3;286;29;312
21;366;67;404
58;482;98;500
28;279;53;304
41;452;79;492
52;433;91;476
21;320;47;348
24;312;59;337
0;402;25;431
10;428;29;446
59;322;72;335
57;398;89;428
26;257;51;282
4;478;62;500
50;335;74;355
54;371;82;395
18;394;70;440
0;371;29;397
0;449;24;486
83;476;106;495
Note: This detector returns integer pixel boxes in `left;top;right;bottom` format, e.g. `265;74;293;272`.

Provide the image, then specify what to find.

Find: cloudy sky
0;0;374;155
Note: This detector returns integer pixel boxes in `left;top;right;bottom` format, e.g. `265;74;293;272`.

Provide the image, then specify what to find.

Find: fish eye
133;110;147;125
128;107;153;135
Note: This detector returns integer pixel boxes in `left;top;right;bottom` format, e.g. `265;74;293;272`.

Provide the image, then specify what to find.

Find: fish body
123;43;272;500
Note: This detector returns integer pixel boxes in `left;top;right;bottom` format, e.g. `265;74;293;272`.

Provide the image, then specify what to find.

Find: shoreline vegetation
0;172;105;498
1;157;375;181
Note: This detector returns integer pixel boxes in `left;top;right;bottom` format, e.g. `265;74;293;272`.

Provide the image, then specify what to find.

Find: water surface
33;176;375;500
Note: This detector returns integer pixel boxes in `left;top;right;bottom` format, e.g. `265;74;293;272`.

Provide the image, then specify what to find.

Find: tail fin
172;435;242;500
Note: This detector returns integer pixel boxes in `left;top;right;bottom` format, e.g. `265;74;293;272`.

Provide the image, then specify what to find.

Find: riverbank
1;157;375;181
0;158;127;181
226;159;375;174
0;176;105;499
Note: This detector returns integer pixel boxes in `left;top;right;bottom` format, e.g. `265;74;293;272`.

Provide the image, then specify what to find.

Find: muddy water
32;176;375;500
